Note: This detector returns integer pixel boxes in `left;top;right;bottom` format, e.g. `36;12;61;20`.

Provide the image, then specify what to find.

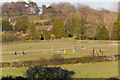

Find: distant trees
71;17;80;35
79;18;85;40
111;21;119;40
2;1;40;16
2;32;23;42
27;2;40;14
96;26;101;40
51;2;76;14
65;19;72;34
42;30;51;40
14;19;29;32
2;19;12;31
2;1;119;41
70;17;85;40
98;25;109;40
35;22;42;26
52;17;66;38
26;23;41;40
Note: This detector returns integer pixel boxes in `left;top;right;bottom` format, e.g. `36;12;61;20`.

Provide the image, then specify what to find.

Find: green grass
3;39;116;52
2;40;118;78
61;61;118;78
2;61;118;78
2;50;89;62
2;40;118;62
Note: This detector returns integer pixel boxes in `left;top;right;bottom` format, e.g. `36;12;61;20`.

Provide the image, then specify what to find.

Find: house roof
35;25;53;31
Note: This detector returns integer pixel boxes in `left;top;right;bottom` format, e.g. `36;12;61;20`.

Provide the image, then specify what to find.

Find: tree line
1;1;119;42
2;1;40;17
2;16;119;41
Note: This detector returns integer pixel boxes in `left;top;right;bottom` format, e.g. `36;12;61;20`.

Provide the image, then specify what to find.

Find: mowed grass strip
2;45;118;62
2;41;118;62
2;61;118;78
2;40;117;53
2;50;88;62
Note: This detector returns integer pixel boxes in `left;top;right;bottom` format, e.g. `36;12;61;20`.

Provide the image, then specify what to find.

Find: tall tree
2;19;12;31
52;18;66;38
98;25;109;40
28;1;40;14
14;18;29;32
42;29;51;40
96;26;100;40
79;18;85;39
27;23;41;40
71;17;80;35
111;21;119;40
65;19;72;34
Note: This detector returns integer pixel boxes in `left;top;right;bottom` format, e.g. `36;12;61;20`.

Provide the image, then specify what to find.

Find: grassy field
2;40;118;78
2;61;118;78
2;39;118;62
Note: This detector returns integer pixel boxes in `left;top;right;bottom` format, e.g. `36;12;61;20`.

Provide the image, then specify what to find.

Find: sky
0;0;119;11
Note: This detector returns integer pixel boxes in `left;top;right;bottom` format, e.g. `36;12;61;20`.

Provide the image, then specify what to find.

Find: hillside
2;1;118;40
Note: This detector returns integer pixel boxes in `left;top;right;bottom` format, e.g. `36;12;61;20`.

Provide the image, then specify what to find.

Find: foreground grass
2;61;118;78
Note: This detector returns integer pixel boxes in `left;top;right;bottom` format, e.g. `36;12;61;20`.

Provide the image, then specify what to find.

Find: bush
1;76;27;80
75;34;81;40
2;32;23;42
107;77;119;80
24;66;75;80
42;30;51;40
2;34;8;42
2;62;10;67
12;62;22;67
51;54;64;65
1;76;14;80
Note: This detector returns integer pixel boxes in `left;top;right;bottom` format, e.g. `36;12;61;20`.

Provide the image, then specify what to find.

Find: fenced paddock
2;39;119;78
2;39;118;62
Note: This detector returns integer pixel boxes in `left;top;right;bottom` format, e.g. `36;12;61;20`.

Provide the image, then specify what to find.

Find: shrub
42;30;51;40
24;66;75;80
15;76;28;80
2;62;10;67
107;77;119;80
12;62;22;67
1;76;14;80
39;58;49;65
23;61;32;67
51;54;64;65
2;34;8;42
1;76;27;80
66;58;71;64
2;32;23;42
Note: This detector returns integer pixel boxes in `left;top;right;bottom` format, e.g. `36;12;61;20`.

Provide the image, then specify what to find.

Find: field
2;61;118;78
2;39;118;78
2;39;118;62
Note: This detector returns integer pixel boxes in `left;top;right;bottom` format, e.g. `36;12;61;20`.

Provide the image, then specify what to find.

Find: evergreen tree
111;21;119;40
42;29;51;40
2;19;12;31
98;25;109;40
52;18;66;38
96;26;100;40
14;19;29;32
71;17;80;35
119;20;120;39
74;18;85;40
79;18;85;40
65;19;72;34
27;23;41;40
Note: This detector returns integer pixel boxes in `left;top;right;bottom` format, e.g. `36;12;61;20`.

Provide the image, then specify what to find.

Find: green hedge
2;55;112;67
